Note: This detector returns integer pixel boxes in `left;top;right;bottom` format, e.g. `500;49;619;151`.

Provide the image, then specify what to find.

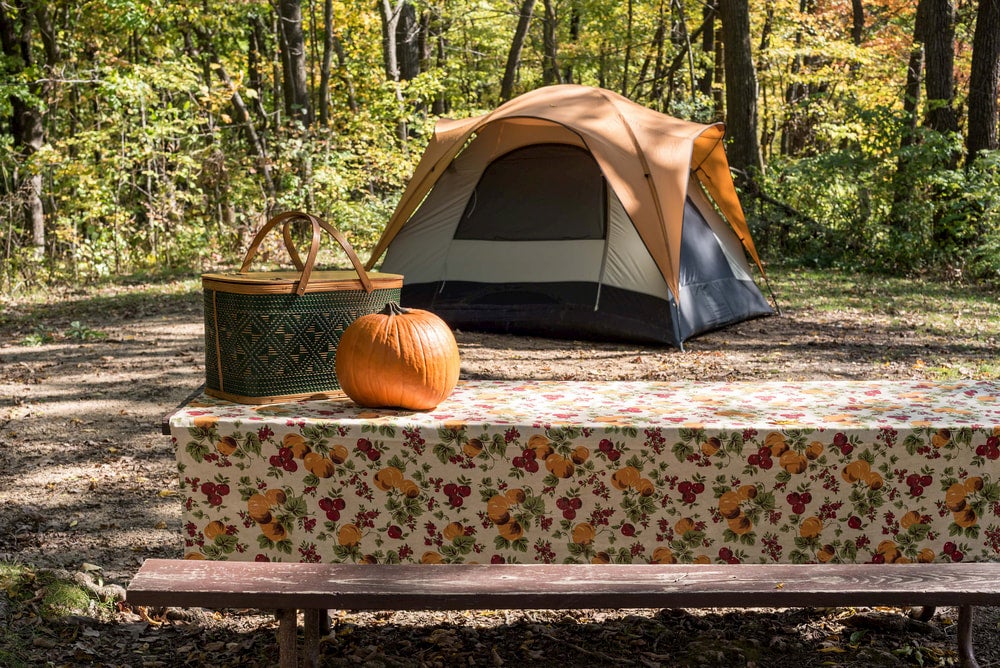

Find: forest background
1;0;999;292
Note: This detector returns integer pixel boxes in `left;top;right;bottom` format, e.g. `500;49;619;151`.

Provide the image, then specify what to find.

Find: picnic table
165;379;1000;566
138;378;1000;666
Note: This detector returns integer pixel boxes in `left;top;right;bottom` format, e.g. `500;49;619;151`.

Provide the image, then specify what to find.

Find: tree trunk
378;0;409;141
699;1;717;98
561;3;580;84
890;45;924;220
781;0;827;157
542;0;561;85
334;36;359;114
966;0;1000;164
278;0;311;127
671;0;697;102
247;18;270;129
319;0;334;125
901;46;925;149
851;0;865;46
622;0;633;94
657;8;716;111
0;2;48;257
718;0;763;180
429;14;449;114
648;9;667;104
397;1;420;81
379;0;401;80
501;0;536;101
918;0;958;135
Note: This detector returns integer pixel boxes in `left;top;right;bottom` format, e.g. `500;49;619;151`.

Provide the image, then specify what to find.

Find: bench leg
277;609;298;668
958;606;978;668
303;609;324;668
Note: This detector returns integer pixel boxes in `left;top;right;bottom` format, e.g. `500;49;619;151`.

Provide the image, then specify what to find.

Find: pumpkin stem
381;302;411;316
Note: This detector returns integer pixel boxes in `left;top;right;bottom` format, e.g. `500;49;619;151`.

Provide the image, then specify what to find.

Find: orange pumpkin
335;303;460;411
329;444;349;464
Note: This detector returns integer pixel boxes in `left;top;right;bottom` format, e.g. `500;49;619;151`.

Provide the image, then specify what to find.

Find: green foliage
0;1;996;292
66;321;107;341
753;126;1000;283
20;325;55;347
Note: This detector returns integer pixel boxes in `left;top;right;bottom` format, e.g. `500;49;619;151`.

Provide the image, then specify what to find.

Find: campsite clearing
0;268;998;666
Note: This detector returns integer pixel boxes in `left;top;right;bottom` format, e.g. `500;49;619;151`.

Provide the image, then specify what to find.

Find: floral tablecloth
168;380;1000;565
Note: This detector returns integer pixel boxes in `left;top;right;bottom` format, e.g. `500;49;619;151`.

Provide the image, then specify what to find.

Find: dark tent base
401;281;773;348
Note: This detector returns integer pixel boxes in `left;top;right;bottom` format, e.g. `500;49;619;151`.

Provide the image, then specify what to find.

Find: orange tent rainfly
366;84;774;348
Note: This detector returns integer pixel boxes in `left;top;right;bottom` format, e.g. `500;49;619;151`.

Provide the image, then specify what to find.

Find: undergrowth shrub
751;131;1000;284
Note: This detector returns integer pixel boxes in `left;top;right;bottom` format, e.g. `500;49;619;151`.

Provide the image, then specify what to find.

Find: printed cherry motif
200;481;231;507
747;446;774;470
318;496;346;521
512;449;540;472
677;480;705;504
269;447;299;473
356;438;382;461
556;496;583;520
975;436;1000;460
905;473;933;497
785;491;812;515
718;547;740;564
833;433;853;456
598;439;623;462
443;482;472;507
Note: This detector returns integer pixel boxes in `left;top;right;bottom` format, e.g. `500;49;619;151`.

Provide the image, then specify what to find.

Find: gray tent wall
380;119;773;346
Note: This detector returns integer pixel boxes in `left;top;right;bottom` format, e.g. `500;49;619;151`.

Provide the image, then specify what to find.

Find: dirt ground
0;278;998;667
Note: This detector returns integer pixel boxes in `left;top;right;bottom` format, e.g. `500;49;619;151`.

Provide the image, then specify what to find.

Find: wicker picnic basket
201;211;402;404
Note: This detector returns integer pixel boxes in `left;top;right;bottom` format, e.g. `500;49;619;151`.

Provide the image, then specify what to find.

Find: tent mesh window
454;144;607;241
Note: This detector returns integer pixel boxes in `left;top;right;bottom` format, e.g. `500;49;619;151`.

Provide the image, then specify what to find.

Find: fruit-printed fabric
169;380;1000;565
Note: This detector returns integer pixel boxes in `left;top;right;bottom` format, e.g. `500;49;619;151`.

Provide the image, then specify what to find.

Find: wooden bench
126;559;1000;668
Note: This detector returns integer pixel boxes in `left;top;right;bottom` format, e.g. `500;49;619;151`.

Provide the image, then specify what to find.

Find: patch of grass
0;562;110;667
770;266;1000;341
0;562;34;667
0;275;202;338
923;360;1000;381
39;579;94;618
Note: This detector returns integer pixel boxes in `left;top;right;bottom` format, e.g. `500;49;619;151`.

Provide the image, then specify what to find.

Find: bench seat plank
127;560;1000;611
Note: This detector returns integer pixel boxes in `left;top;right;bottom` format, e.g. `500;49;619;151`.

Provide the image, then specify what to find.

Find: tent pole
760;272;782;316
671;296;685;352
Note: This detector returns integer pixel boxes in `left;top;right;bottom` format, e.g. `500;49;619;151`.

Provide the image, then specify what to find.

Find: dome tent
365;84;774;347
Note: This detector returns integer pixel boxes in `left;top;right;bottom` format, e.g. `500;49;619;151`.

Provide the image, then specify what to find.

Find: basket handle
240;211;374;296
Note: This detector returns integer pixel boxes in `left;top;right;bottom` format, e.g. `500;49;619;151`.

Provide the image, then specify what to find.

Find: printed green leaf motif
186;440;210;463
433;442;456;464
673;441;694;463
